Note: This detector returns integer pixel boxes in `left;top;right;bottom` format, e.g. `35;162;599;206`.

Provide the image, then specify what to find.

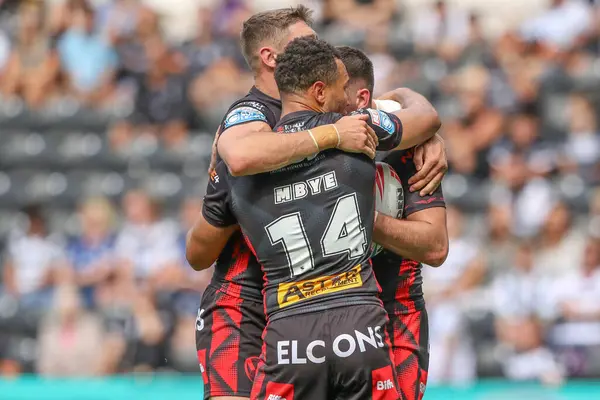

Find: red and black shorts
196;285;266;399
385;307;430;400
251;304;400;400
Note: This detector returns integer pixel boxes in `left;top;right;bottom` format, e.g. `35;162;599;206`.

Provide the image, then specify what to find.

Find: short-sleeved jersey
209;86;282;302
204;109;403;320
372;148;446;315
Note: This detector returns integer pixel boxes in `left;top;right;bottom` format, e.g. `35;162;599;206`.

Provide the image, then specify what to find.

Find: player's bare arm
378;88;441;150
373;207;449;267
185;212;238;271
216;115;378;176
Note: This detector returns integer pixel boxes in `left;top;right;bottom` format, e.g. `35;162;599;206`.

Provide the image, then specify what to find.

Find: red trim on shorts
210;295;244;394
396;259;419;311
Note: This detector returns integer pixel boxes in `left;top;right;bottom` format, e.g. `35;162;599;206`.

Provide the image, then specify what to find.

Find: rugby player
338;46;448;400
194;36;407;400
191;6;445;400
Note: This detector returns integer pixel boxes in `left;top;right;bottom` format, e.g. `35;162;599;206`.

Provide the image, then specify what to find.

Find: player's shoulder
222;87;281;130
299;111;343;130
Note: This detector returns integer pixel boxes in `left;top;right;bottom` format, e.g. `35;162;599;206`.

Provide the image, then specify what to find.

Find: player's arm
186;163;238;270
377;88;441;150
373;151;448;266
217;107;378;176
373;208;448;267
186;213;238;271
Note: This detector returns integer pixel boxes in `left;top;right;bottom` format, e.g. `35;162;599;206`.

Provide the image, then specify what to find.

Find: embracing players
194;36;409;399
188;6;446;400
338;46;448;400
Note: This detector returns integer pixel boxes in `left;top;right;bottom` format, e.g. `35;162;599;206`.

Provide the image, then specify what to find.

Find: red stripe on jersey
395;259;419;311
242;232;269;316
224;239;251;298
210;295;244;394
376;164;385;199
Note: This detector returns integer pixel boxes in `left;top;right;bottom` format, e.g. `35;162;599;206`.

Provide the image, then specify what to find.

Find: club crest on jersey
224;106;267;128
367;109;394;135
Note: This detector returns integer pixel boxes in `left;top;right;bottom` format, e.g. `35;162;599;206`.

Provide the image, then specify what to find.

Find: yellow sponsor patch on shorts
277;265;363;308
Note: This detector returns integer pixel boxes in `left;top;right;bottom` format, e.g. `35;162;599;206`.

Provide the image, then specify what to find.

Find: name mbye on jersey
274;171;338;204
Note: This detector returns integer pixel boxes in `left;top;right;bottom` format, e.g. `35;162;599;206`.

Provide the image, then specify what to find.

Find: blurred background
1;0;600;398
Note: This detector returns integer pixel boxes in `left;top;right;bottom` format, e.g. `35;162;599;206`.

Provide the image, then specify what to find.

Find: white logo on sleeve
224;106;267;128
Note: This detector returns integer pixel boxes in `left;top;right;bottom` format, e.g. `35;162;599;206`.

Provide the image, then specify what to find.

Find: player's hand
408;134;447;196
335;114;378;159
208;126;222;174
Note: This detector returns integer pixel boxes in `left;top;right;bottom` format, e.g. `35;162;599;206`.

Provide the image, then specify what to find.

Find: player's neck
254;73;280;100
280;94;324;117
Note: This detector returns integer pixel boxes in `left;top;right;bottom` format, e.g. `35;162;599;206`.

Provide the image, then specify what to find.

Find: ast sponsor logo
276;325;385;365
276;264;362;308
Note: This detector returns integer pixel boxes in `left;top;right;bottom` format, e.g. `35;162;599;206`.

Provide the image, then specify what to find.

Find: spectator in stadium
412;0;470;56
95;0;140;45
548;238;600;376
444;65;504;179
113;6;160;79
110;33;191;150
325;0;396;32
489;111;555;179
114;189;180;289
185;6;252;126
491;242;563;384
94;273;166;373
1;0;60;108
520;0;593;49
483;203;517;280
534;201;586;278
588;189;600;238
559;93;600;183
37;285;105;376
57;0;117;106
423;205;484;385
65;197;117;308
2;206;68;309
490;151;554;238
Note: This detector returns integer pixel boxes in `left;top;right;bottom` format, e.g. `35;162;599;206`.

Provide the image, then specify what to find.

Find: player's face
323;59;350;114
344;79;371;114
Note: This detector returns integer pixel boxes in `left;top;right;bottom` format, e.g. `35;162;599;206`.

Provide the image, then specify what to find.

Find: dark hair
337;46;374;97
275;36;341;95
241;6;314;71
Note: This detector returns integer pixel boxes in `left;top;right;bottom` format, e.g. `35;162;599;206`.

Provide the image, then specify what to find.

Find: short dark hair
337;46;374;96
241;6;314;71
275;37;341;95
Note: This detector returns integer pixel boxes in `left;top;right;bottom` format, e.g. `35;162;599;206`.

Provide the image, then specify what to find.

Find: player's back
210;86;282;301
226;110;384;320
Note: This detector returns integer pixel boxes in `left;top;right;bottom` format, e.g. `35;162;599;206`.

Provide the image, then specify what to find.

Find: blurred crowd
1;0;600;385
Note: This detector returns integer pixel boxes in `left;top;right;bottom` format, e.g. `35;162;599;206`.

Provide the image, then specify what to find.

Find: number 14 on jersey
265;193;368;278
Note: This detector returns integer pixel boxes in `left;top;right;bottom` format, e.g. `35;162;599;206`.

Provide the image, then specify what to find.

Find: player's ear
357;88;371;109
259;46;277;69
312;81;327;105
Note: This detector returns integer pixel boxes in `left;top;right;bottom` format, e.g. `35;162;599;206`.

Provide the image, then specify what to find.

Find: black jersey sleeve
351;108;403;151
387;148;446;217
202;162;238;227
220;101;274;134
